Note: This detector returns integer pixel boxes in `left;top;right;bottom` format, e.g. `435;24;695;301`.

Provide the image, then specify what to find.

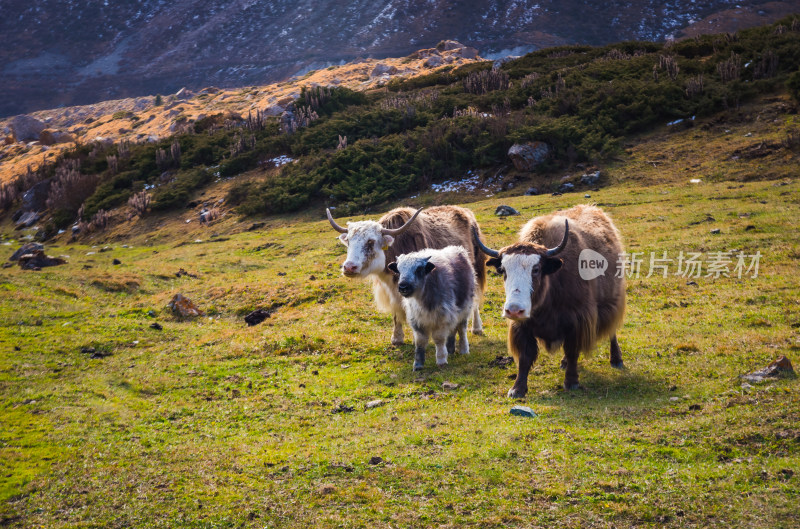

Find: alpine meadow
1;10;799;529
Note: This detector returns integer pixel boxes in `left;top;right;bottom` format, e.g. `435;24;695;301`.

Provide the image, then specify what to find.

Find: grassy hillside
1;93;799;527
2;17;800;234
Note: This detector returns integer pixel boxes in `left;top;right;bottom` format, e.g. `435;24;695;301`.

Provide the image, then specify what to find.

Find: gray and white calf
327;206;487;347
387;246;476;370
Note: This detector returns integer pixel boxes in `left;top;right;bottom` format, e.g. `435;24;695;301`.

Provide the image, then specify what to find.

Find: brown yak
475;204;626;396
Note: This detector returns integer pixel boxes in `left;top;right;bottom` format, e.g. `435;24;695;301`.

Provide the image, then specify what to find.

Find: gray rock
365;399;384;409
10;115;46;141
741;355;794;383
17;249;66;270
424;55;444;67
510;405;537;418
495;205;519;217
10;242;43;261
580;170;601;186
437;40;466;51
559;182;575;193
441;381;459;390
710;228;721;234
14;211;40;230
454;47;479;59
508;142;550;171
21;179;51;212
525;187;539;196
370;63;397;77
584;194;591;198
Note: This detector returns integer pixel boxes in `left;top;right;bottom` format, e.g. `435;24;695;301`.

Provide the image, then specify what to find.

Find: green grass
1;102;799;527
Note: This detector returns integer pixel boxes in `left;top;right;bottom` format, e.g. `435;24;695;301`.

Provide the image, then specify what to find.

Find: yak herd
326;204;626;397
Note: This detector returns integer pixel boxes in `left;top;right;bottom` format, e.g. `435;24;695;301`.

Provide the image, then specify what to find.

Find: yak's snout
342;261;360;276
398;281;414;297
503;303;529;320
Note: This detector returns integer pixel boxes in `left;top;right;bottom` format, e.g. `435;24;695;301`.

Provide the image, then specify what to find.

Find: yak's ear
424;261;436;274
381;235;395;250
387;262;399;274
542;257;563;275
486;257;502;269
338;233;349;246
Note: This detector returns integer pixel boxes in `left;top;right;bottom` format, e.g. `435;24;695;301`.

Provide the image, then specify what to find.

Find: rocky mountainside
0;42;481;184
3;0;798;117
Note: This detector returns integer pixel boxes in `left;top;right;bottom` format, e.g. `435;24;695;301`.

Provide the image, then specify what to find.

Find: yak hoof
436;360;448;368
507;386;527;399
413;362;424;371
471;329;484;336
611;360;626;369
391;338;404;346
564;382;582;391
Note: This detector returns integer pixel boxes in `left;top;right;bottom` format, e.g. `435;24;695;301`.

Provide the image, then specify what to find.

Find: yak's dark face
487;245;562;320
387;256;436;298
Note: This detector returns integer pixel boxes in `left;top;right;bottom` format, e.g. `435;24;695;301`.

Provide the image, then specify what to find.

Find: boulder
370;63;398;78
21;179;52;212
17;249;66;270
244;309;270;326
453;47;479;59
508;142;550;171
559;182;575;193
437;40;466;51
10;242;44;261
38;129;75;145
525;187;539;196
425;55;444;68
741;355;794;383
14;211;40;230
10;115;46;141
495;205;520;217
580;170;601;186
168;293;203;318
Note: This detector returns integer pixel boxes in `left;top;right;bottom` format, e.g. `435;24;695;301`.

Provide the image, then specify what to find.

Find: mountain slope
2;0;798;117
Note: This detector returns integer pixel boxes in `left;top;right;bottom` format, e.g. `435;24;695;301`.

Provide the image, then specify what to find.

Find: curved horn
381;208;423;237
326;208;348;233
546;219;570;257
473;226;500;258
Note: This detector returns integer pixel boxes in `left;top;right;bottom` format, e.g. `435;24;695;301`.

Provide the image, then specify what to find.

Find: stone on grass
368;456;384;465
510;405;537;418
10;242;44;261
495;205;519;217
365;399;384;409
524;187;538;196
17;249;66;270
112;258;121;265
559;182;575;193
332;403;354;413
150;322;163;330
168;293;203;318
441;381;459;390
741;355;794;383
244;309;270;326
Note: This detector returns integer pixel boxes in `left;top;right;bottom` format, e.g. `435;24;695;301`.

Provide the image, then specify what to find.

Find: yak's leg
563;336;581;390
446;334;456;355
609;334;624;368
412;327;428;371
471;305;484;335
391;312;405;346
457;319;469;355
432;330;450;367
507;323;538;398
